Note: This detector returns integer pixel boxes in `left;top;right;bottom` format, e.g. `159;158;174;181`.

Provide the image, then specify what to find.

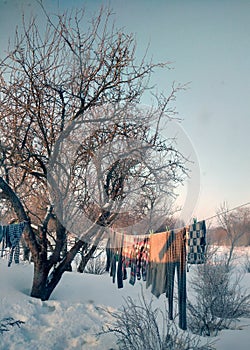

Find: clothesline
203;201;250;222
1;201;249;243
106;200;250;240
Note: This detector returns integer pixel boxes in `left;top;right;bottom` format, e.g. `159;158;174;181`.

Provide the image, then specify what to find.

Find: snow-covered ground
0;247;250;350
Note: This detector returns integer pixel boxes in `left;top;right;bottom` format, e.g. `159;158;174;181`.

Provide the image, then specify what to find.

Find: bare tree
0;5;187;300
216;202;250;271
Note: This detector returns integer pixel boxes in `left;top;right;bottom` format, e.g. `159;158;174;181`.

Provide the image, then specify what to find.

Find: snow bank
0;250;250;349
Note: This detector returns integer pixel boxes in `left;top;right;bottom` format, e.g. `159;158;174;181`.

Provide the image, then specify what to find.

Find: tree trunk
30;260;50;300
62;239;72;272
21;237;30;261
226;242;234;272
77;244;98;273
30;239;86;301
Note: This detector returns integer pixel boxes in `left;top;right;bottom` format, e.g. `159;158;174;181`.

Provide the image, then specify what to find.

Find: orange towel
149;229;186;263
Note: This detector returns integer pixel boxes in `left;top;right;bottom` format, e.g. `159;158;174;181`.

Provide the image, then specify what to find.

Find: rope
204;201;250;222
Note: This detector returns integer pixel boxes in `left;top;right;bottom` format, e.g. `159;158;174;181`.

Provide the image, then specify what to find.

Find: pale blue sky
1;0;250;222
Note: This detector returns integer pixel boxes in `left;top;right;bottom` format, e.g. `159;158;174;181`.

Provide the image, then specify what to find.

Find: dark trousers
166;260;187;330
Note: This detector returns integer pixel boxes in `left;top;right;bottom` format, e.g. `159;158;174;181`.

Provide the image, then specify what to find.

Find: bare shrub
102;288;214;350
242;252;250;273
84;252;106;275
202;243;219;264
0;317;24;335
187;261;250;336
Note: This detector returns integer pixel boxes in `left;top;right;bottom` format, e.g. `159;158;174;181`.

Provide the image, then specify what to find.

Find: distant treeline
207;227;250;246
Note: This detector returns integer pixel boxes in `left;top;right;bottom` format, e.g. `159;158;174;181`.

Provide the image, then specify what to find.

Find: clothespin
193;217;197;224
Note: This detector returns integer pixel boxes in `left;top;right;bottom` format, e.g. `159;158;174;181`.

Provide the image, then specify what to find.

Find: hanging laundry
123;235;137;286
106;228;187;330
146;231;169;297
0;225;3;243
105;237;112;272
146;229;187;330
106;232;150;288
121;235;150;286
1;226;7;257
105;231;124;289
1;222;26;267
187;220;206;264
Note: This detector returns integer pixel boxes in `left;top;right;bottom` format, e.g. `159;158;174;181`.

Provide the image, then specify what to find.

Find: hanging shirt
2;222;26;267
8;223;26;248
186;220;206;264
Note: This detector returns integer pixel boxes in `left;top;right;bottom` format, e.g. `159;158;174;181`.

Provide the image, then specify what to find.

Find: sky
0;0;250;224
